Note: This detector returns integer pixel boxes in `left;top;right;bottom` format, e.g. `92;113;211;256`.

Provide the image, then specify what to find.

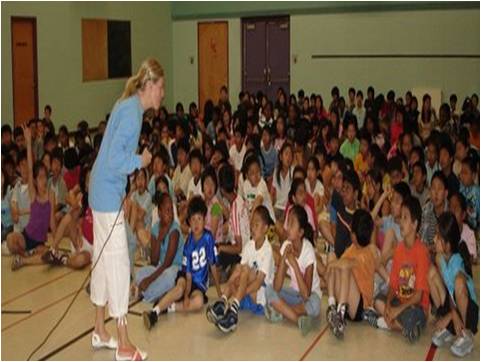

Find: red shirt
63;166;80;191
389;238;430;311
82;207;93;245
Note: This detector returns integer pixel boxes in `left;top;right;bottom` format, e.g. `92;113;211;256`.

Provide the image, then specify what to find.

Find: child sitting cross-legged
265;205;322;336
142;196;221;330
206;205;275;333
325;209;383;338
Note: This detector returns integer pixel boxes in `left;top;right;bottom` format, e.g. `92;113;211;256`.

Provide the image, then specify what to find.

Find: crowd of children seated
1;85;479;357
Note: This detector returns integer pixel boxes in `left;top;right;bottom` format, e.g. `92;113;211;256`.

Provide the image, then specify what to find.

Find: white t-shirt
187;177;203;199
272;166;294;211
241;238;275;306
280;239;321;298
229;144;247;172
242;178;276;222
305;179;324;199
172;164;192;197
352;106;366;129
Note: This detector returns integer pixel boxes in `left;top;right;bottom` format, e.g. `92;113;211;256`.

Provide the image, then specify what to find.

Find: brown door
242;17;290;102
11;17;38;126
198;22;228;114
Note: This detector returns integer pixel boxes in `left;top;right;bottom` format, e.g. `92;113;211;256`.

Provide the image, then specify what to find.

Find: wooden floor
1;253;479;361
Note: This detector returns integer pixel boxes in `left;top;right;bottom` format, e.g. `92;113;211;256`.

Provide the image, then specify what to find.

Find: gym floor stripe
299;325;329;361
37;300;141;361
425;343;438;361
2;291;77;332
2;269;76;306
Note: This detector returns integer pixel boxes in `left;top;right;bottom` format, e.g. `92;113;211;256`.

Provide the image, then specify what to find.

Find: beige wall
1;2;173;129
172;8;479;109
290;9;480;105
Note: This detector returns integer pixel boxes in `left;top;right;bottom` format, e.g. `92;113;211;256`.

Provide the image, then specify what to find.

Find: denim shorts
265;285;321;317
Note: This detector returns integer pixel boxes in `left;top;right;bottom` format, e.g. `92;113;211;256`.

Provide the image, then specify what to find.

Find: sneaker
326;305;343;338
298;315;314;336
326;304;337;329
336;310;346;338
402;322;422;343
42;250;65;266
206;298;227;324
11;255;23;271
264;303;283;323
450;330;474;357
142;310;158;330
362;308;380;328
216;308;238;333
1;241;11;256
432;328;454;347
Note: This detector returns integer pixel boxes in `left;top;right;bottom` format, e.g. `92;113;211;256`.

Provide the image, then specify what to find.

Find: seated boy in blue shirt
143;196;222;329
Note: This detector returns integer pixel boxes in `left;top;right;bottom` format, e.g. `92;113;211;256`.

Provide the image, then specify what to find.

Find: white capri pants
90;210;130;318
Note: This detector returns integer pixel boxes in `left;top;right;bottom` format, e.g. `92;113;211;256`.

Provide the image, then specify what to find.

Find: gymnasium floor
2;249;479;361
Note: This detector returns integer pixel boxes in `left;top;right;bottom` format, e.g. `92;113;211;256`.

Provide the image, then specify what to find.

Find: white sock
153;306;160;315
167;303;176;313
328;296;336;306
377;317;390;330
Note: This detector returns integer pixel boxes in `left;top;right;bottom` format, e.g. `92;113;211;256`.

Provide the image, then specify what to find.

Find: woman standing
89;58;164;361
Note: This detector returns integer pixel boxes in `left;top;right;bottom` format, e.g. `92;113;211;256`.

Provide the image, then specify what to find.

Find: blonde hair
120;58;164;100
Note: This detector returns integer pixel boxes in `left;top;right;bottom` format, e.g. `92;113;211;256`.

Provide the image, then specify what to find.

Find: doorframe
241;15;290;94
11;16;39;125
197;21;229;111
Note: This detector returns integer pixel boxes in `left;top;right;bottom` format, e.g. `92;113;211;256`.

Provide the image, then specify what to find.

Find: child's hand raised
22;124;32;143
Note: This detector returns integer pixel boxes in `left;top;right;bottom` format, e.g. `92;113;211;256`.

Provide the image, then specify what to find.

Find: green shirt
340;138;360;161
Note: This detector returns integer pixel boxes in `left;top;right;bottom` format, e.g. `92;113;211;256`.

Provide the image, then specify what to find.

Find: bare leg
6;232;26;255
67;251;91;269
429;265;446;308
271;297;306;323
153;278;185;313
454;274;469;326
220;264;242;298
174;291;205;313
94;305;112;342
233;266;256;302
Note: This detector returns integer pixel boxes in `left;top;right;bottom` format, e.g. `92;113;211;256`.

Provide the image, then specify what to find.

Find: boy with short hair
186;149;204;200
172;138;192;199
340;119;359;162
333;169;361;259
143;196;221;329
326;209;379;338
373;196;430;343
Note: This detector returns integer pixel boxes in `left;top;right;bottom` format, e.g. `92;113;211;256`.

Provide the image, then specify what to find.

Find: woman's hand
141;148;152;168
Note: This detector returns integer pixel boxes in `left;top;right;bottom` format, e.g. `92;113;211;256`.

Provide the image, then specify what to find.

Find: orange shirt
342;244;376;308
389;238;430;311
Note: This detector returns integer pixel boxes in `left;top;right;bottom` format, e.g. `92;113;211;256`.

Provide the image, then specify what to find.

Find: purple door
242;17;290;102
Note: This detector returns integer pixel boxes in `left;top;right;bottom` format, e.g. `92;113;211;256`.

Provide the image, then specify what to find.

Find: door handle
267;67;271;86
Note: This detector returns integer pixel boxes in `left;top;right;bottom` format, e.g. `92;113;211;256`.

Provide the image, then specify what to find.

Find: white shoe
91;332;118;350
115;347;148;361
432;328;454;347
1;241;11;256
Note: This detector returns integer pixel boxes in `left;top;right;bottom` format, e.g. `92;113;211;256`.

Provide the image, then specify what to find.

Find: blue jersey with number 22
182;229;218;292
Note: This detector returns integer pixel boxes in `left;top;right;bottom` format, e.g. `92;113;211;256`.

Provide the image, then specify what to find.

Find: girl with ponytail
265;205;321;335
431;212;478;357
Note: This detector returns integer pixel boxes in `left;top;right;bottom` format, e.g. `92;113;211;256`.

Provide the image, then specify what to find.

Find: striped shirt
420;200;448;247
229;194;250;247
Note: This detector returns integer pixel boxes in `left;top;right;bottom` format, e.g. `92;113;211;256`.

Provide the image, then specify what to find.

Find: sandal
115;347;148;361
